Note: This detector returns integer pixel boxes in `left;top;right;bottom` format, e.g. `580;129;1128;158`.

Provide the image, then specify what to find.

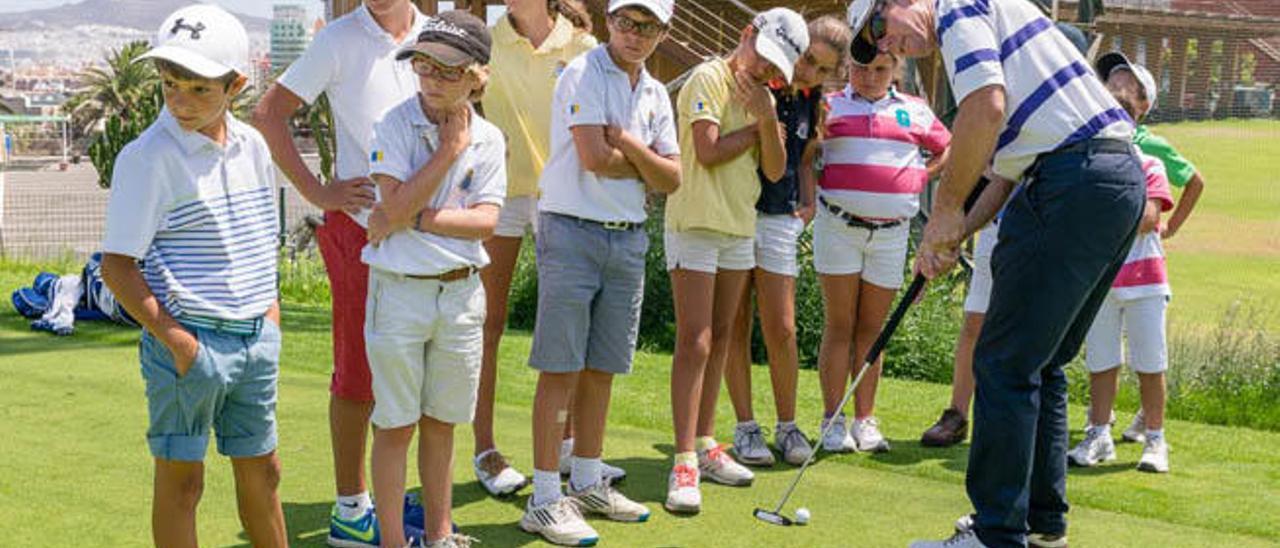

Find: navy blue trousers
968;140;1146;548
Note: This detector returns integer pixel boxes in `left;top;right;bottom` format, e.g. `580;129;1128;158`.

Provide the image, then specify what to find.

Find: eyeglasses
411;57;469;83
609;13;667;39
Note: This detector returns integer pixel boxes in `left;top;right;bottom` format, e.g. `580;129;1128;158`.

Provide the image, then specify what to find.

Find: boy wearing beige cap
99;5;287;547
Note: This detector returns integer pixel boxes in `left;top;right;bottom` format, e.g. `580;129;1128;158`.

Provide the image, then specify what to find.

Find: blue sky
0;0;324;20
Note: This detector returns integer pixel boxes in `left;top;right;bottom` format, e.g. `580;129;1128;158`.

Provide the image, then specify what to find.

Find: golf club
754;273;928;527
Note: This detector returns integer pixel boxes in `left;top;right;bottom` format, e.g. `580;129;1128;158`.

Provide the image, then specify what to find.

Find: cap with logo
846;0;881;66
607;0;675;24
396;10;492;67
137;4;249;78
1096;52;1158;115
752;7;810;84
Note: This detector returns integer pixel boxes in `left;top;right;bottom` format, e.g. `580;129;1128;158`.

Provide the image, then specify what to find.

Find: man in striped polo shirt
846;1;1148;547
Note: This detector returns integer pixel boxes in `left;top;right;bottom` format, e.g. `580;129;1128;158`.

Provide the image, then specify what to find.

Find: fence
0;160;323;261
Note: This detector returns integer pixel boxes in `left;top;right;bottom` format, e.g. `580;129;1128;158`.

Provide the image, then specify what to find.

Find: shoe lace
673;464;698;488
744;425;768;452
780;427;808;451
551;497;586;521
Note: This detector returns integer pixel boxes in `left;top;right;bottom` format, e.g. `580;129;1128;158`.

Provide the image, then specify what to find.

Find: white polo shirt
363;96;507;276
538;45;679;224
102;109;279;321
936;0;1132;181
277;3;427;225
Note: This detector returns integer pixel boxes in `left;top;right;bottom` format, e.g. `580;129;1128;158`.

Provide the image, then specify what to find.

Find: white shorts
365;268;486;428
664;229;755;273
1084;294;1168;374
754;213;804;277
812;208;909;289
963;223;1000;314
493;195;538;238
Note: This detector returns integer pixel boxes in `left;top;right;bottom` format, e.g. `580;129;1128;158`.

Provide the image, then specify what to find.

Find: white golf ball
795;507;811;524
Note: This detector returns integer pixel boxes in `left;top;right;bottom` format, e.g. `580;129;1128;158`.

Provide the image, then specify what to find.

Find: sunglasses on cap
866;0;888;42
410;56;470;83
609;12;668;38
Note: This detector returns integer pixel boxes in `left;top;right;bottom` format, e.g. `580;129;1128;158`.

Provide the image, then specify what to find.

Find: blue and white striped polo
936;0;1134;181
102;108;279;321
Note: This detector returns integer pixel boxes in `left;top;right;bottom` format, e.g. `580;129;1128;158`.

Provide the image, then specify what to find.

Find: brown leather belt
405;266;477;282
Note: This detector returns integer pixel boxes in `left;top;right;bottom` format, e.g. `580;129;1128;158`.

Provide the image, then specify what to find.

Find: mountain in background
0;0;271;33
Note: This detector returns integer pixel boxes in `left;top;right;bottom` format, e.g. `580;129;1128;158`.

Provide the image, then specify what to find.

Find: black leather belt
1050;137;1133;156
818;196;905;231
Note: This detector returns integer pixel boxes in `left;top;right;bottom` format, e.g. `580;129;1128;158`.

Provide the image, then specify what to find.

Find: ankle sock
532;469;562;507
336;491;372;520
569;457;602;492
695;436;718;452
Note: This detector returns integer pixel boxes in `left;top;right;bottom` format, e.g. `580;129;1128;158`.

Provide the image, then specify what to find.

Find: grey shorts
529;212;647;375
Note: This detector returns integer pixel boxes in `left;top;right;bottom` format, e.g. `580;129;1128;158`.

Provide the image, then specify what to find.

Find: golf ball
795;507;811;524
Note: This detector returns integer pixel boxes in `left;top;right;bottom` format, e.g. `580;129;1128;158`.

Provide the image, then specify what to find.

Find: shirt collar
158;108;243;155
591;45;652;84
357;3;427;46
495;13;576;53
406;96;490;150
844;84;902;106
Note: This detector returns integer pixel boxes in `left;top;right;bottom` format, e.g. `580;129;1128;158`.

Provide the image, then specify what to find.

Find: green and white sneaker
1137;434;1170;473
569;481;651;522
1068;424;1115;467
520;497;598;546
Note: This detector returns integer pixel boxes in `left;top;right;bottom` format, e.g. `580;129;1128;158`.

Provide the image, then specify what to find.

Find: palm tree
68;40;158;137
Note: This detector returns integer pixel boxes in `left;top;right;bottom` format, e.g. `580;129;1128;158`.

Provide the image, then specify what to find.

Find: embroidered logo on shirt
694;100;706;113
370;150;384;162
570;104;580;115
895;109;911;128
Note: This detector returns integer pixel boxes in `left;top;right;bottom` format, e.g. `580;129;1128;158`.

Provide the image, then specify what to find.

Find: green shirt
1134;125;1198;188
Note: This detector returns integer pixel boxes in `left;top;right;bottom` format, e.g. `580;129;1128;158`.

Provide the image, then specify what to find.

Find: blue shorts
140;320;281;461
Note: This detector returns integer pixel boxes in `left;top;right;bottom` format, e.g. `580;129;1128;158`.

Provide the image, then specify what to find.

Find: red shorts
317;210;373;402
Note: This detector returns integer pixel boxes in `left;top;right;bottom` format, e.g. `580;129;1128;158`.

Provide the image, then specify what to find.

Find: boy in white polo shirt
252;3;428;540
519;1;680;544
100;6;287;547
362;11;504;548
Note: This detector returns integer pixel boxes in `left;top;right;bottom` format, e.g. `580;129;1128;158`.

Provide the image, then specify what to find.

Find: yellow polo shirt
482;14;597;198
665;57;761;237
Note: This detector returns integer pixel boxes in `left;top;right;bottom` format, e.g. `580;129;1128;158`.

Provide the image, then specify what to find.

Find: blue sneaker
328;504;379;548
404;493;460;536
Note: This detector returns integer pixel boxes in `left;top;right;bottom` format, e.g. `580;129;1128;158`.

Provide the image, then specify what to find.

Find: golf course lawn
3;299;1279;547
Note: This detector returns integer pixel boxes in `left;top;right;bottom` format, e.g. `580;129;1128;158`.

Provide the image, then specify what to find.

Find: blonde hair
807;16;852;64
468;64;490;103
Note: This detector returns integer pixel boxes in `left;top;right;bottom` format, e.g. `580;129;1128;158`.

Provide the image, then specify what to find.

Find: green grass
3;269;1280;546
1152;119;1280;333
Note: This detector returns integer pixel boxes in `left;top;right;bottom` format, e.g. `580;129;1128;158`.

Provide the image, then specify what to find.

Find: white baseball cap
846;0;881;65
137;4;249;79
607;0;674;24
1096;52;1158;115
752;7;810;84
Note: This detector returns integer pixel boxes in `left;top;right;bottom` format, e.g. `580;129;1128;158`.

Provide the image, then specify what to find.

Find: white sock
736;419;758;431
336;491;372;520
1145;428;1164;442
695;436;718;452
560;437;574;455
532;469;562;507
569;457;602;492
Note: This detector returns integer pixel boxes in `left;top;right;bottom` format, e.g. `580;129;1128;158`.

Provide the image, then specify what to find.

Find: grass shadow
230;500;333;547
0;314;139;359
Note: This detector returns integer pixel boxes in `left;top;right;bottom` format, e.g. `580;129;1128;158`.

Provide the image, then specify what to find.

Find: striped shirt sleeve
936;0;1005;105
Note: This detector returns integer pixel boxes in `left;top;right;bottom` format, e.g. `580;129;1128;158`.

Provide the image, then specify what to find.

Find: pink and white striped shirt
819;86;951;221
1111;153;1175;301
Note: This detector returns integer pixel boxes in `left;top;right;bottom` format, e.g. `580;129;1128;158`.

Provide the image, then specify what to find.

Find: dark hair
550;0;592;32
153;58;238;89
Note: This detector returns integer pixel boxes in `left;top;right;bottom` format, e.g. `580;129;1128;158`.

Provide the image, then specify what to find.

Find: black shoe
921;407;969;447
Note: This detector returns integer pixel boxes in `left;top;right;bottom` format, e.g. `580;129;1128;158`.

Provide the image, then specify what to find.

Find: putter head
753;508;793;526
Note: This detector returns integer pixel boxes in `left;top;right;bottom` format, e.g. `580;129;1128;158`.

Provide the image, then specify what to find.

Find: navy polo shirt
756;84;821;215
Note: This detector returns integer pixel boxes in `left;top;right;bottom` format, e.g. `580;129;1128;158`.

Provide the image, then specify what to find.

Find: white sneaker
851;416;891;453
473;449;528;497
1137;434;1170;473
1121;410;1146;443
733;422;776;466
559;442;627;484
423;534;478;548
819;414;857;453
775;424;813;466
909;529;990;548
697;444;754;486
569;481;650;522
664;463;701;514
519;497;599;547
1068;424;1116;467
